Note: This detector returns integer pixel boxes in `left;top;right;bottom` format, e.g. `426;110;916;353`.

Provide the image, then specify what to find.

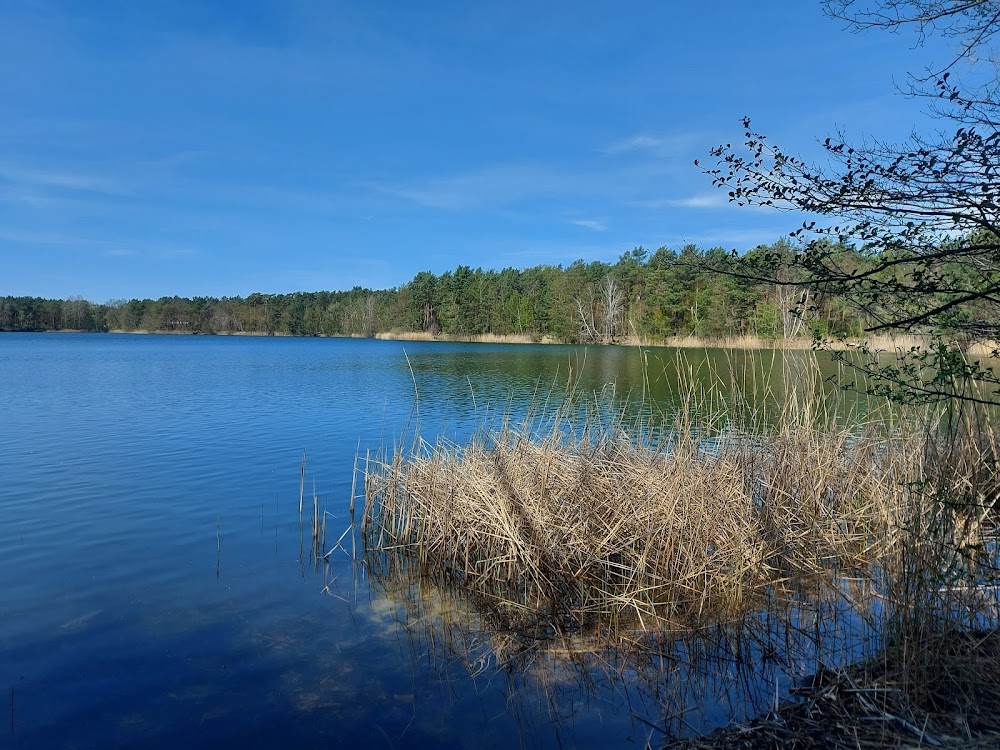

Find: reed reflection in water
357;553;886;742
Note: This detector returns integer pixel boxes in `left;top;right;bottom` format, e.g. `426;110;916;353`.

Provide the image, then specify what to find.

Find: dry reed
374;330;550;345
361;353;983;636
358;350;1000;745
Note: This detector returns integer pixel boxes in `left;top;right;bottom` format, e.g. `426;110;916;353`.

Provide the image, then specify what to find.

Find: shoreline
17;328;997;354
32;328;834;349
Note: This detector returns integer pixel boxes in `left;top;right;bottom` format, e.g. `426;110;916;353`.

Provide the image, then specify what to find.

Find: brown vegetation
364;412;919;634
361;352;1000;745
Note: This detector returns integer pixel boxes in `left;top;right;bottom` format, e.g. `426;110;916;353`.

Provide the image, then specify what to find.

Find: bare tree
575;275;626;343
600;275;626;342
774;284;811;340
576;288;600;342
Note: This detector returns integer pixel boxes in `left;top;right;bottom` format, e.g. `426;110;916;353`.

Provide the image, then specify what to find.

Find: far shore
372;330;936;352
84;328;861;349
18;327;986;355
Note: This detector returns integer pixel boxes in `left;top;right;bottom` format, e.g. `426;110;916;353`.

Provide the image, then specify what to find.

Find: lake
0;333;860;749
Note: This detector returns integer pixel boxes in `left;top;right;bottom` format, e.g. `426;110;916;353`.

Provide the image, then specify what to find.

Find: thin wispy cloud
0;228;112;247
603;131;706;157
98;243;199;261
0;164;124;195
368;164;583;211
635;191;790;215
368;157;688;217
0;162;130;212
571;218;607;231
0;225;200;265
605;135;667;154
641;193;731;210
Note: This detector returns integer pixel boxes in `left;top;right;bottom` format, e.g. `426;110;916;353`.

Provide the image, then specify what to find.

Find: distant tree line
1;239;970;343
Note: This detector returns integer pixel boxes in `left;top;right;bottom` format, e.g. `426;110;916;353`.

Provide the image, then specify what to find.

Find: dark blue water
0;334;855;748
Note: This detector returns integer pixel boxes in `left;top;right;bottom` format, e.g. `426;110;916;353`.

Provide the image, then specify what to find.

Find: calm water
0;333;856;749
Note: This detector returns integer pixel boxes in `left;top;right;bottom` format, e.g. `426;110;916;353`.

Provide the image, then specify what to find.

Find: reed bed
360;347;966;637
358;350;1000;745
367;423;928;633
373;330;550;344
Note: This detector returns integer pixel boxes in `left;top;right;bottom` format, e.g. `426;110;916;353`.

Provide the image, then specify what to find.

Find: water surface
0;333;858;748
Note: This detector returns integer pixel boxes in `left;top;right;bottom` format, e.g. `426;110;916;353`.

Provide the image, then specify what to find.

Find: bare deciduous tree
575;275;626;343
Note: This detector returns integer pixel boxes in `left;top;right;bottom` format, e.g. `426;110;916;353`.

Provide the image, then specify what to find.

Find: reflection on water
356;554;883;743
403;345;869;436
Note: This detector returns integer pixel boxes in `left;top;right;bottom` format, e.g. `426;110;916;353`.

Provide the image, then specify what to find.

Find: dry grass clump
362;377;934;634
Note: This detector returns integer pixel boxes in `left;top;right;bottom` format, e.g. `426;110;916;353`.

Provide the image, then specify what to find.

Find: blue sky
1;0;955;301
